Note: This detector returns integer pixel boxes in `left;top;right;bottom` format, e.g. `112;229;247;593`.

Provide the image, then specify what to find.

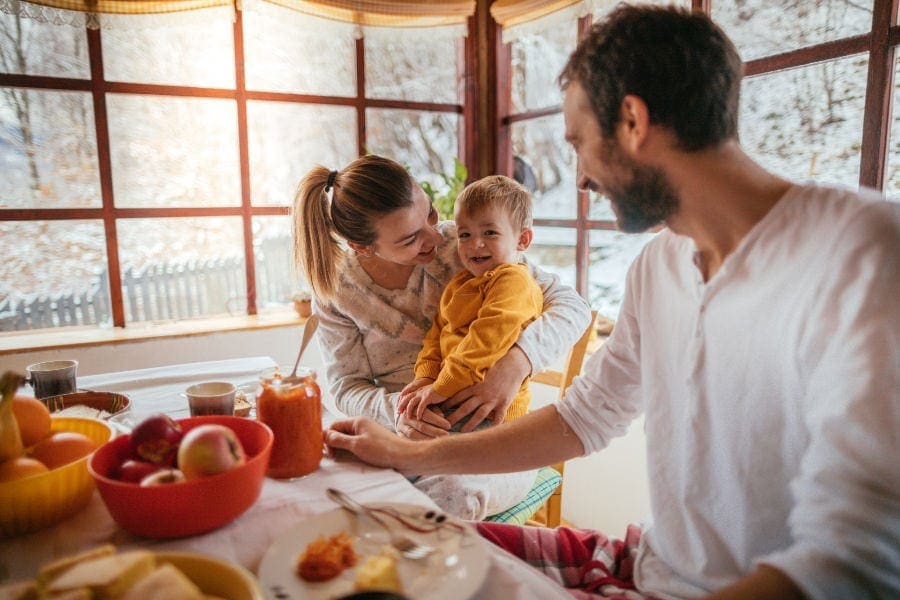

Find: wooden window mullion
356;37;366;157
87;27;125;327
859;0;900;189
233;8;257;315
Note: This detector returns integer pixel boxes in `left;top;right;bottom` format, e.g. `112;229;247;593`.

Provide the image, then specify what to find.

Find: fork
326;488;436;560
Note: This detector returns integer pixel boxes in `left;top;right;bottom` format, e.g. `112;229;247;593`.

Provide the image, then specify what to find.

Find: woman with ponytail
293;155;590;519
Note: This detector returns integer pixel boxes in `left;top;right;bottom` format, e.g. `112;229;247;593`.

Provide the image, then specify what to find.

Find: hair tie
325;170;338;192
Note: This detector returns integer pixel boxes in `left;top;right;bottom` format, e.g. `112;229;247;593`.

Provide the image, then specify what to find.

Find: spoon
285;313;319;382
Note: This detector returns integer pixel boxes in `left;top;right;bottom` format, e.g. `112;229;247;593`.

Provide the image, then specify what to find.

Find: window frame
494;0;899;299
0;9;468;329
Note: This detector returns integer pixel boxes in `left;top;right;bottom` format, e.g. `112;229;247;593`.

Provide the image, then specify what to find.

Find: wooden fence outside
0;236;294;332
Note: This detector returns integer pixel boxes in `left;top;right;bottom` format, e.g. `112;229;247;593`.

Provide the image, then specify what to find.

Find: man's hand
396;406;451;440
443;346;530;432
325;417;419;473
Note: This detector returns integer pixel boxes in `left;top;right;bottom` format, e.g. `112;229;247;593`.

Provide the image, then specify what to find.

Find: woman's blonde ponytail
292;166;344;304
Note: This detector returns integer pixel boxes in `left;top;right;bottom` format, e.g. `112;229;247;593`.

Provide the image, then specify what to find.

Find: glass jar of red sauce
256;366;323;479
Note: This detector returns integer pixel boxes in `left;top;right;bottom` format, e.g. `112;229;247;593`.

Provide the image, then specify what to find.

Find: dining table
0;356;571;599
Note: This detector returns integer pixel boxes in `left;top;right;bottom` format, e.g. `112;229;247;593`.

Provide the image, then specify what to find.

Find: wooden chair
526;310;599;527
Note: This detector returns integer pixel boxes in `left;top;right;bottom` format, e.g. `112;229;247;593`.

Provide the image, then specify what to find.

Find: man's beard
602;140;679;233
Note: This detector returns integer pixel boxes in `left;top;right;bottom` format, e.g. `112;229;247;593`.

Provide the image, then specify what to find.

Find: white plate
257;503;490;600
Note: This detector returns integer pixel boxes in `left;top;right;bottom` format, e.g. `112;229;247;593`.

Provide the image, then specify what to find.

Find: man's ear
618;94;651;155
517;227;534;251
348;241;374;257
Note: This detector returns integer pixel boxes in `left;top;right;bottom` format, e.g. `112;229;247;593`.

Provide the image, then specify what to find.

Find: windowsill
0;309;306;355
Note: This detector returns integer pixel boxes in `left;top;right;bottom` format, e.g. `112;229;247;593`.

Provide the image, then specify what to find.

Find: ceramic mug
185;381;236;416
26;359;78;400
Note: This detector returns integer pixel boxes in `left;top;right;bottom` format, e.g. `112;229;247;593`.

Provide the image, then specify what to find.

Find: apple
130;414;184;466
177;424;246;479
117;459;163;483
140;468;186;486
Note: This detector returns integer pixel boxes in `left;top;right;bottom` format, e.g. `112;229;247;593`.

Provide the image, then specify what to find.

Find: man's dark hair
559;4;743;151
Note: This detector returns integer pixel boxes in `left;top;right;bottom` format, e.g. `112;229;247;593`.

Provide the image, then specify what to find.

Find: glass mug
26;360;78;400
256;366;323;479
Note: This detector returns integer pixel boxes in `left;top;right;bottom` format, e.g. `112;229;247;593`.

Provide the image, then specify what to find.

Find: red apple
140;468;186;486
130;414;184;466
117;459;163;483
177;424;246;479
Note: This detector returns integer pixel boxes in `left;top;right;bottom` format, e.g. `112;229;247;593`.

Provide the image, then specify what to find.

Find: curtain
3;0;474;26
491;0;612;43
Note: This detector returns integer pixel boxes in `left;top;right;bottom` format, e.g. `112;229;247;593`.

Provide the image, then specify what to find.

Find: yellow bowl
155;552;264;600
0;416;114;538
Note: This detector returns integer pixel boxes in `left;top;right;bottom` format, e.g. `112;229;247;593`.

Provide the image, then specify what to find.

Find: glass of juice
256;366;323;479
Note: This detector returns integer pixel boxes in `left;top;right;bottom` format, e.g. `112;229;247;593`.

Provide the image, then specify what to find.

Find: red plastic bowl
88;416;273;539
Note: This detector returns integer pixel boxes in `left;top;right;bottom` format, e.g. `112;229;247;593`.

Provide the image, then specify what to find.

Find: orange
12;395;52;447
29;431;96;471
0;456;49;482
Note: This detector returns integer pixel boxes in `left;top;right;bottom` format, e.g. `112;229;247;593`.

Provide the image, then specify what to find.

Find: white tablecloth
1;357;569;599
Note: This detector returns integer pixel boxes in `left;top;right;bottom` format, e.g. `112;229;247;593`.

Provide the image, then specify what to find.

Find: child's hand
398;377;434;413
406;385;448;421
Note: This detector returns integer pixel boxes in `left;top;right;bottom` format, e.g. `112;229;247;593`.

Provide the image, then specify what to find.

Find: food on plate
29;431;97;470
0;456;49;482
115;458;163;484
130;414;184;466
139;468;186;486
177;424;247;479
354;548;403;594
44;550;156;598
11;395;52;447
119;563;204;600
0;372;25;461
54;405;113;420
296;532;358;582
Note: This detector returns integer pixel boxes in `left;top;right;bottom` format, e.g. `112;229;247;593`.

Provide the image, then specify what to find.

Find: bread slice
354;549;402;593
119;564;204;600
44;550;155;600
43;589;91;600
0;579;37;600
37;544;116;586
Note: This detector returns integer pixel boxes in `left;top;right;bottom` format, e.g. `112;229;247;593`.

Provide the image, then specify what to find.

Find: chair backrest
527;309;599;527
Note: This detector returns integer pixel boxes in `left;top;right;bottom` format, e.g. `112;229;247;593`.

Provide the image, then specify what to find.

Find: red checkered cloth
475;522;651;599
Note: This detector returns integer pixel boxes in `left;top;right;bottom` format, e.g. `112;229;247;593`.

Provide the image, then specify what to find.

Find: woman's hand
395;405;451;440
443;346;530;432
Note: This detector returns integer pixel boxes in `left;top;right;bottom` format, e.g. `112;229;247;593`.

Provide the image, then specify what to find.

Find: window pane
366;108;459;184
365;33;461;103
0;89;100;208
253;216;296;308
243;3;355;96
884;56;900;199
510;16;576;113
712;0;873;61
0;220;111;331
589;191;616;221
107;94;240;207
589;229;655;320
530;226;576;290
0;11;89;78
740;54;867;187
248;101;357;206
117;217;246;323
102;19;234;87
511;113;576;219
